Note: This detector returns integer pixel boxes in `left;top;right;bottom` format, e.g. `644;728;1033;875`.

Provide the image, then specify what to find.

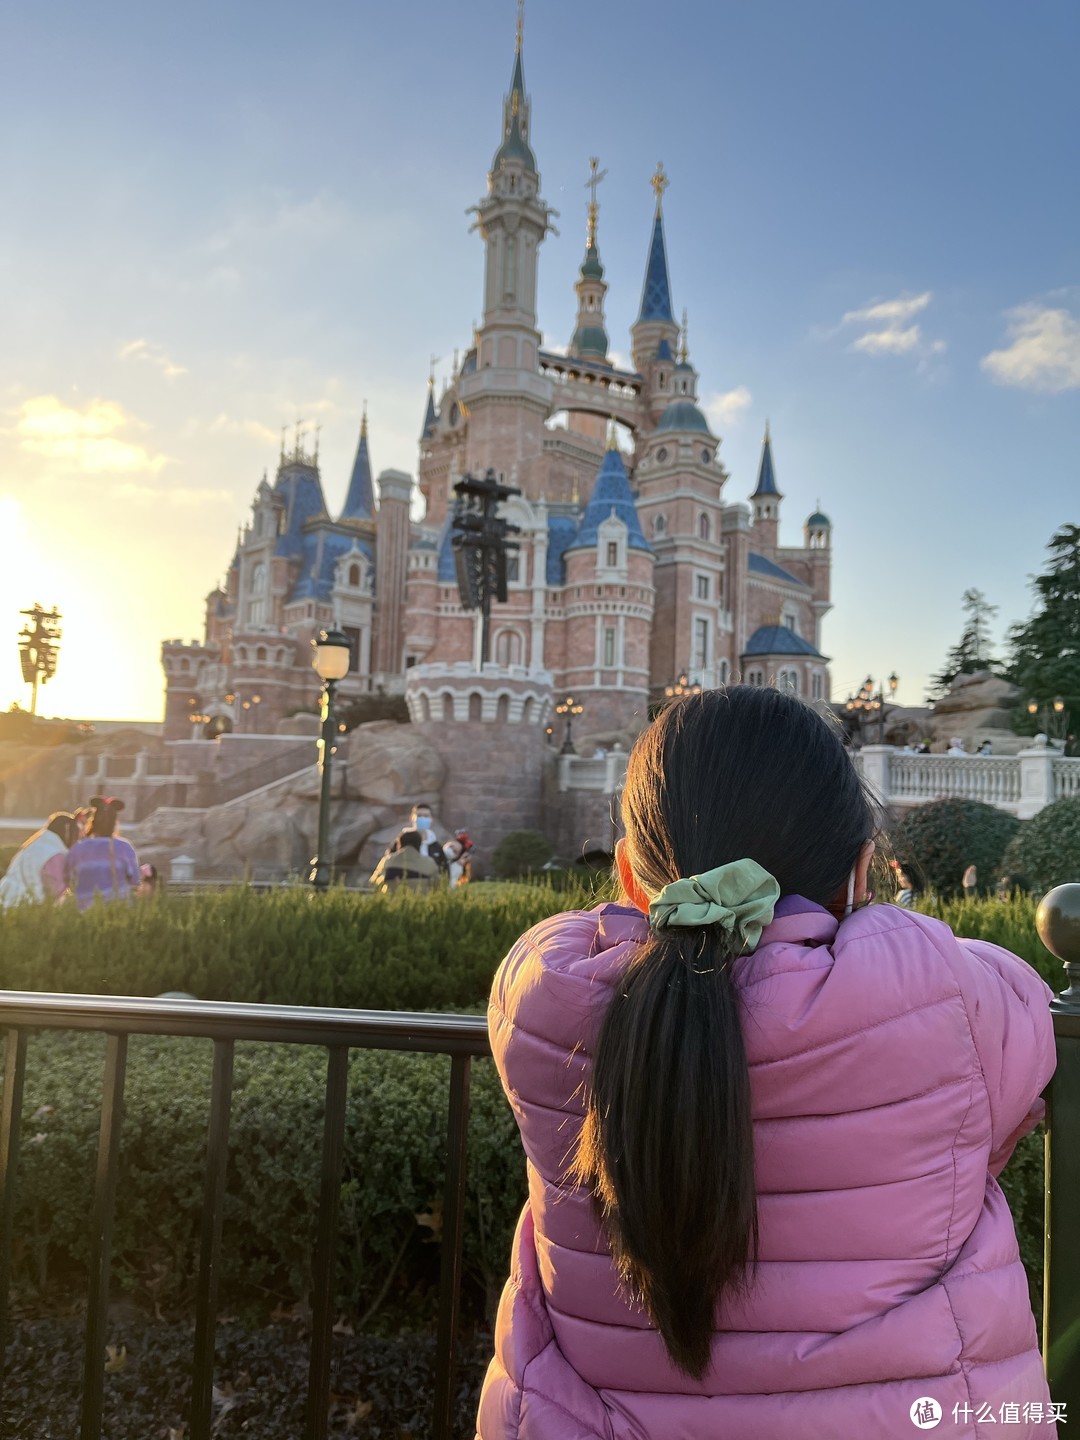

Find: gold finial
360;401;368;439
429;353;440;387
512;90;519;118
606;418;618;451
680;308;689;363
294;415;304;457
516;0;524;53
650;160;669;210
764;418;771;442
584;156;607;249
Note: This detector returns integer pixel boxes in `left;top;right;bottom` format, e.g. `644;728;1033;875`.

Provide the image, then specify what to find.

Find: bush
891;798;1020;897
1001;795;1080;894
8;1031;524;1327
0;882;595;1008
490;830;555;879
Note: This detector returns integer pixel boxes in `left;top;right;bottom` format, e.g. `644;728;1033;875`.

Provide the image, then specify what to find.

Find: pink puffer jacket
478;898;1057;1439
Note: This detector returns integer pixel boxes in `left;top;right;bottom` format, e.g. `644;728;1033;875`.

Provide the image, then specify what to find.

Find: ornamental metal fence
0;994;489;1440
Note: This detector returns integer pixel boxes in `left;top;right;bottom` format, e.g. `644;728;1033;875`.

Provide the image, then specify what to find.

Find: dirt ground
1;1317;492;1438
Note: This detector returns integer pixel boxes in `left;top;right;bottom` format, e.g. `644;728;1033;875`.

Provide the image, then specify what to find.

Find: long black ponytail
575;687;875;1378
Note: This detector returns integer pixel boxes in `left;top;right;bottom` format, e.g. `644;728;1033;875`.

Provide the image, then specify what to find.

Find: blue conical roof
636;210;674;324
567;447;651;554
421;385;438;440
341;416;374;519
752;427;782;498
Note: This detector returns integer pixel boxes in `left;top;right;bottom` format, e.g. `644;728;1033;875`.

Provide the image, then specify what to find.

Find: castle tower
630;163;681;415
372;469;412;682
568;157;609;363
560;432;655;733
750;422;783;553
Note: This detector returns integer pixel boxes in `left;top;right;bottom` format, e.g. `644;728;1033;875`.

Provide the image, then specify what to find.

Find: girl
65;796;141;911
0;812;80;908
480;687;1055;1439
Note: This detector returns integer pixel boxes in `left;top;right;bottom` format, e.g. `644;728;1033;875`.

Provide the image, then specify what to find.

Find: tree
926;588;998;701
1006;524;1080;752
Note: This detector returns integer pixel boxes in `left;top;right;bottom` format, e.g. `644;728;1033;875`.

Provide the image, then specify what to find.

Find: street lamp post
309;628;352;893
844;672;899;745
555;694;584;755
1027;696;1071;751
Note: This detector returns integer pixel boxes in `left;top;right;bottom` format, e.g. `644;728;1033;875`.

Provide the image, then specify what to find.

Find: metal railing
0;994;489;1440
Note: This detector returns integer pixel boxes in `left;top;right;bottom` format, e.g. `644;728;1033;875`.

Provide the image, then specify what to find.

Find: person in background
137;863;162;898
65;797;141;911
479;687;1054;1438
0;812;80;908
441;831;475;886
977;739;993;755
369;827;440;893
963;862;978;898
409;802;447;873
947;736;968;756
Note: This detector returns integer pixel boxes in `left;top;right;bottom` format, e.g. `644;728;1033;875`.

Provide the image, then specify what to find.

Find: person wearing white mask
409;802;447;874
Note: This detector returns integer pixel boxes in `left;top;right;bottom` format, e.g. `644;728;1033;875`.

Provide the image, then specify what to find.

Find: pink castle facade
162;21;833;746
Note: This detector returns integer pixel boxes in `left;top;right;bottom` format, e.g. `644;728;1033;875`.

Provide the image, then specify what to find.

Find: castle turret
750;422;783;553
372;468;412;684
568;157;609;363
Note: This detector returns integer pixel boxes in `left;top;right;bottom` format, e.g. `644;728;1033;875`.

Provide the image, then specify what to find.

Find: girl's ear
615;838;651;916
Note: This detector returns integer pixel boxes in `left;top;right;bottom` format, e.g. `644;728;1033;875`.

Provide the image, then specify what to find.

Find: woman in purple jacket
480;687;1056;1439
65;796;141;911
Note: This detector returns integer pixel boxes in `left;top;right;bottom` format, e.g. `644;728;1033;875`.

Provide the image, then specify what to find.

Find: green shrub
891;798;1020;897
7;1031;524;1327
0;882;591;1007
1001;795;1080;894
490;830;555;879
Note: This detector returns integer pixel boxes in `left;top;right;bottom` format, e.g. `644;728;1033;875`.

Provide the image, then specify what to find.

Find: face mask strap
842;869;856;919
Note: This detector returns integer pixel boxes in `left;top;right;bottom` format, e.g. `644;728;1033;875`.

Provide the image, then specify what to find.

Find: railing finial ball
1036;883;1080;1012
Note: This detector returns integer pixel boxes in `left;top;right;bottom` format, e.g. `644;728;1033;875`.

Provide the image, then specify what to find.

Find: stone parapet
405;662;554;725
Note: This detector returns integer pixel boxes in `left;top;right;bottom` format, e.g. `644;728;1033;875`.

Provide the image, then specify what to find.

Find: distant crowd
0;797;158;911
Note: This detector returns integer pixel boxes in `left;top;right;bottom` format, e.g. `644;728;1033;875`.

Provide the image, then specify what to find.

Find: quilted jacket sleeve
950;935;1056;1177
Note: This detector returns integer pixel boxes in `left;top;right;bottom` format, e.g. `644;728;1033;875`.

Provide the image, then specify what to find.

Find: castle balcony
405;661;553;725
538;351;644;431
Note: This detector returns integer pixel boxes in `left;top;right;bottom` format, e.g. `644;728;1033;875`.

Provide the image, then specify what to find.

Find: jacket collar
593;895;839;952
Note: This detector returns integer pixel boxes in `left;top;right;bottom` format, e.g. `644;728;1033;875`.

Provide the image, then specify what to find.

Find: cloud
836;291;945;360
118;338;188;379
842;293;931;327
113;480;232;507
14;396;170;474
981;305;1080;393
705;385;753;428
207;413;281;446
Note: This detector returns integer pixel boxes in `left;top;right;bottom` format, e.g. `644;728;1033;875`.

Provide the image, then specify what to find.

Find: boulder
930;671;1021;747
346;722;446;805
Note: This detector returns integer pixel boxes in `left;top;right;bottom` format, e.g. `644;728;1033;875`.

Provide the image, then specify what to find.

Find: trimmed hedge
0;882;601;1009
891;798;1020;897
1002;795;1080;894
491;831;555;879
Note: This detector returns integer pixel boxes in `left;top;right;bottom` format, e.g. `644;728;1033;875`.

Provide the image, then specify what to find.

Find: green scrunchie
648;858;780;952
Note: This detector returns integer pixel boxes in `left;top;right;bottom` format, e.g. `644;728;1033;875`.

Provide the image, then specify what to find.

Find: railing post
1037;882;1080;1417
1019;737;1057;820
858;744;893;808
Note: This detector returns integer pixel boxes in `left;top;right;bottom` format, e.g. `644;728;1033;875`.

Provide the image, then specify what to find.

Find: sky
1;0;1077;720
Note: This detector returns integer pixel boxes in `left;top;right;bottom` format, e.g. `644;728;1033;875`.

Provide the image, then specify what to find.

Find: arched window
179;657;190;673
496;694;510;723
418;694;431;722
522;697;535;724
252;563;267;594
718;659;729;685
698;513;710;542
348;564;360;587
468;692;483;721
442;694;454;721
256;646;266;663
811;671;824;701
494;630;523;667
653;513;667;537
747;668;764;687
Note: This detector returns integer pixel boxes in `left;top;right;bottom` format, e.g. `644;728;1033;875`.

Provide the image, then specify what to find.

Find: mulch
1;1316;492;1438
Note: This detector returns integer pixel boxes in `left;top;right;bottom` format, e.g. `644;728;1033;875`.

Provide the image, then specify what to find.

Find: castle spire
341;404;374;520
636;163;674;325
421;369;438;440
752;422;781;498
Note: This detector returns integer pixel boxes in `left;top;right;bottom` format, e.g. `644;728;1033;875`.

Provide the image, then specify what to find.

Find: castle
162;16;833;748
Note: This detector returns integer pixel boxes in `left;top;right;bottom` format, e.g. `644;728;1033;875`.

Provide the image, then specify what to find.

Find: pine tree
1007;524;1080;751
927;588;999;701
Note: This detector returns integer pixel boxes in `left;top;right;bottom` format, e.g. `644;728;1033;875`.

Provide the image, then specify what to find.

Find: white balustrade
558;752;629;794
1054;759;1080;801
851;745;1080;818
